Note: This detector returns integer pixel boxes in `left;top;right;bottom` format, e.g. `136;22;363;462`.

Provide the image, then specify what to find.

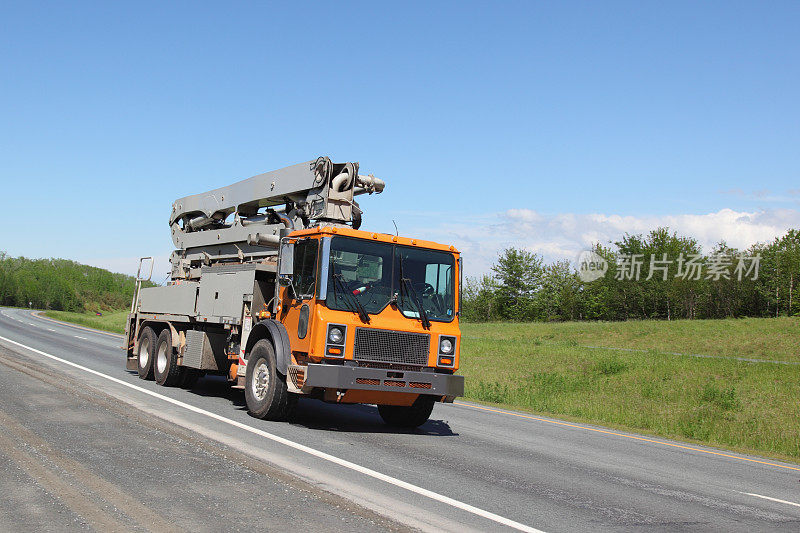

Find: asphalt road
1;306;799;532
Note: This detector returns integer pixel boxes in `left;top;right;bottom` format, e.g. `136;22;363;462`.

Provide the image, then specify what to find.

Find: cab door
280;238;319;353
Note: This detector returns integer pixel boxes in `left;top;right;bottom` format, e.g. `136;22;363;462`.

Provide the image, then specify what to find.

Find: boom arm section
169;157;384;280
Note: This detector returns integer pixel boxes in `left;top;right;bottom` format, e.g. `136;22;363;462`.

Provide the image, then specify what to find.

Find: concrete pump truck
125;157;463;427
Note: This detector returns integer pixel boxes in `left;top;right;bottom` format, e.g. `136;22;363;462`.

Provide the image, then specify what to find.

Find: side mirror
279;274;298;300
279;241;294;276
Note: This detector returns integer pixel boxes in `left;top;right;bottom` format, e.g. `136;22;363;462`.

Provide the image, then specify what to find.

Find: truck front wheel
378;396;435;428
244;339;296;421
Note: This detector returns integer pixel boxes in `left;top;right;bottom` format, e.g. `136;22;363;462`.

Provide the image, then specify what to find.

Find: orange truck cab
261;226;463;426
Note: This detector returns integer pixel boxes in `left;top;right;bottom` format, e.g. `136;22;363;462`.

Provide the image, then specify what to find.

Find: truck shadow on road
184;375;458;437
184;375;247;406
289;401;459;437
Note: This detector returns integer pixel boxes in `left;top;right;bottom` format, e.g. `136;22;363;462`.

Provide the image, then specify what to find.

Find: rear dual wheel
154;329;183;387
138;326;186;386
137;327;157;380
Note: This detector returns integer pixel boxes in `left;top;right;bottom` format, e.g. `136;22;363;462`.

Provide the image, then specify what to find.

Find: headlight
328;327;344;344
440;338;453;354
437;336;456;367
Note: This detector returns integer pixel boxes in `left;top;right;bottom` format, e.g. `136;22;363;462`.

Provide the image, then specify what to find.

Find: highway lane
1;307;799;532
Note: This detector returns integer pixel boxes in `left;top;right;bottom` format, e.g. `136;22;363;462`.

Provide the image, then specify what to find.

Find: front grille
357;361;422;372
353;328;430;366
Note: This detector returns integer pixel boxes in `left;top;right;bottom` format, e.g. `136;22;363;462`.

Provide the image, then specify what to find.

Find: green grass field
461;318;800;462
43;310;800;462
44;310;129;334
476;318;800;362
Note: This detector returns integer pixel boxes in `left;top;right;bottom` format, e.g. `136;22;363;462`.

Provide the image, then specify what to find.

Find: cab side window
293;239;319;299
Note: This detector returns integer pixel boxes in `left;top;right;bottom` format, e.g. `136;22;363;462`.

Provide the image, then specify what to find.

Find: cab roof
290;226;460;254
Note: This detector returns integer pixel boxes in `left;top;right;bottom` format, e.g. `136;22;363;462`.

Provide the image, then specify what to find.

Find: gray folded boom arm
168;157;385;280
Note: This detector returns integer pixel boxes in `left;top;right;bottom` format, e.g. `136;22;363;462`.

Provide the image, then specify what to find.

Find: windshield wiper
396;257;431;329
332;273;370;324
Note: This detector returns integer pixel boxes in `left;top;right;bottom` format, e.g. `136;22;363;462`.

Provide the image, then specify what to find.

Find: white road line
47;329;56;332
0;335;543;533
739;492;800;508
74;336;88;340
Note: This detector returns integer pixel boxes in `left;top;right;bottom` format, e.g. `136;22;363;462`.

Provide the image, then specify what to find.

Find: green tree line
0;253;147;312
462;227;800;322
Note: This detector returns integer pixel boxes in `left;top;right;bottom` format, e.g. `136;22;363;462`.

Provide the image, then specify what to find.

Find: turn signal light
439;357;453;366
328;347;341;355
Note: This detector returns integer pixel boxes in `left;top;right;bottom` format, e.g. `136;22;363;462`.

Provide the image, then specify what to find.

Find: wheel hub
252;362;270;401
156;343;167;374
139;338;150;367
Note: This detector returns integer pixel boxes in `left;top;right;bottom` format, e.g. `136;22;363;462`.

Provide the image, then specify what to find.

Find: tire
137;326;157;380
378;396;435;428
244;339;296;421
154;329;183;386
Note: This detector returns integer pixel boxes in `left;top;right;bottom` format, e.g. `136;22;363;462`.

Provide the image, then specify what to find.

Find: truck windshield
325;236;455;322
394;245;455;322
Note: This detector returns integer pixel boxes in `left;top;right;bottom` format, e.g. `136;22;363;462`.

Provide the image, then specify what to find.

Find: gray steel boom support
169;157;384;280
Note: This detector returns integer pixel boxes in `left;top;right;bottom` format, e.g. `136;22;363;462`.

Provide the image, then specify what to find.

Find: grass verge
460;319;800;463
44;310;128;334
475;317;800;362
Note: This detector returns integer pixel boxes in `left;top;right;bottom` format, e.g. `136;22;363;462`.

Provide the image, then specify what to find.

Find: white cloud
404;208;800;276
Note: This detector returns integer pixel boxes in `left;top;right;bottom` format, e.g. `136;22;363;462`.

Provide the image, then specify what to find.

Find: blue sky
1;1;798;278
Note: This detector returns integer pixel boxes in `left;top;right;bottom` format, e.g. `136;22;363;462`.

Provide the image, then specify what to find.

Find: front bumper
304;363;464;402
